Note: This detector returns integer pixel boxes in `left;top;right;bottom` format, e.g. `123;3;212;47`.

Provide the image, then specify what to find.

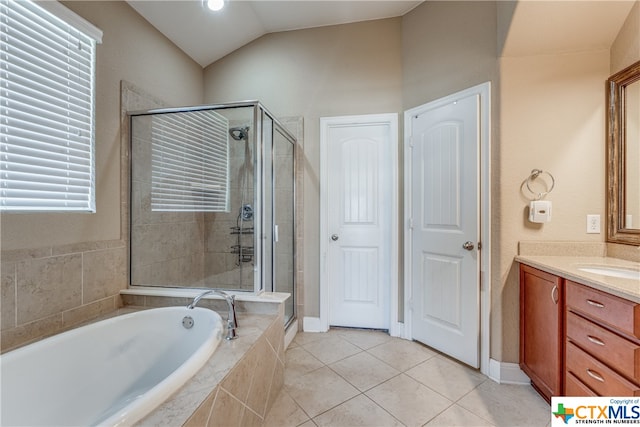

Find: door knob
331;234;339;241
462;241;475;251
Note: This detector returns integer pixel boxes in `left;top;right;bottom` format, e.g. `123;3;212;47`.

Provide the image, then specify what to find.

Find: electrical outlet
587;214;601;234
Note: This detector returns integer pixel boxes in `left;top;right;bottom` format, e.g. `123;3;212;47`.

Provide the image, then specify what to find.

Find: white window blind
151;110;230;212
0;0;102;212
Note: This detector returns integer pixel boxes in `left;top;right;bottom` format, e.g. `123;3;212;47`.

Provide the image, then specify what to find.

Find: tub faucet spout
187;290;238;340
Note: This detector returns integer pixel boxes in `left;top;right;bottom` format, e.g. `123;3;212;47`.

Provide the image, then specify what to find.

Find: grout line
13;262;18;328
360;393;406;427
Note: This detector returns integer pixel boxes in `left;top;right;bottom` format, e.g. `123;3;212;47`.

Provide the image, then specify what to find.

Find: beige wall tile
264;316;284;355
0;248;52;263
83;248;127;304
1;262;16;330
208;389;245;427
246;337;278;417
240;407;263;427
183;388;217;427
0;313;62;353
16;254;82;324
266;358;285;416
220;345;257;403
62;296;118;329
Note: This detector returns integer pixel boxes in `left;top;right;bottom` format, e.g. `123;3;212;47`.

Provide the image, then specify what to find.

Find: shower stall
129;101;296;325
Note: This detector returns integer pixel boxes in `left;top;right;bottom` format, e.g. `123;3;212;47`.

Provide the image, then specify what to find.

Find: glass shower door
273;125;295;326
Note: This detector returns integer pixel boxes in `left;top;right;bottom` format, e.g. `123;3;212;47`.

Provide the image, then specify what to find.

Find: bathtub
0;306;223;427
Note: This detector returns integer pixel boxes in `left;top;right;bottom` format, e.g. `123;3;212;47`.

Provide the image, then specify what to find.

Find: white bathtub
0;306;223;427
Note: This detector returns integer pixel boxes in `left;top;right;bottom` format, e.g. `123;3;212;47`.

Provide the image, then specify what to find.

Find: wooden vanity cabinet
520;265;564;402
565;280;640;396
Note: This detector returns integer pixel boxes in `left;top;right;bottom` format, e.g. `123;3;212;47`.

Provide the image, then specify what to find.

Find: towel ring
525;169;555;200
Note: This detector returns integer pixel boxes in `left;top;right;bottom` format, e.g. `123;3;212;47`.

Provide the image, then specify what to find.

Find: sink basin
577;265;640;280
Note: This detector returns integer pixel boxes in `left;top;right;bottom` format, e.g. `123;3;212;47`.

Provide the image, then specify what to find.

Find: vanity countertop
515;255;640;303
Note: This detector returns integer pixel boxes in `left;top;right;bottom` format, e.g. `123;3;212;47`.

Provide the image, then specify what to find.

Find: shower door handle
331;234;339;241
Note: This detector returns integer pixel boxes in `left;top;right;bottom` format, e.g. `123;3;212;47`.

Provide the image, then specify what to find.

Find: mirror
607;60;640;245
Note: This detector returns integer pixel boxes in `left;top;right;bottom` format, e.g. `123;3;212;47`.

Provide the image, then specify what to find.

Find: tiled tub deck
138;310;285;426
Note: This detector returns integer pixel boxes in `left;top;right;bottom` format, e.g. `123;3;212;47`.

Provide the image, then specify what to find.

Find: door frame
319;113;400;335
403;82;491;375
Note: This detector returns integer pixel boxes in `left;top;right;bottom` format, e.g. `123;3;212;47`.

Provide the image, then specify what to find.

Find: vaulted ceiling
126;1;422;67
127;1;636;68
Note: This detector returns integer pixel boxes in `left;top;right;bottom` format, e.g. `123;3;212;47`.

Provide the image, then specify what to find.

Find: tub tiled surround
137;311;285;427
0;242;127;353
119;287;290;317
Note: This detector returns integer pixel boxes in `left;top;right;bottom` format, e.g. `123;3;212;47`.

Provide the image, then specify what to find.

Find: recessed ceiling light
206;0;224;12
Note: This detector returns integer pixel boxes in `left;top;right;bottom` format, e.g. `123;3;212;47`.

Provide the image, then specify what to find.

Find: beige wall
402;0;637;364
402;1;498;110
1;1;203;351
611;1;640;229
611;1;640;73
1;1;204;251
498;50;610;362
401;0;500;351
493;1;639;364
203;18;404;317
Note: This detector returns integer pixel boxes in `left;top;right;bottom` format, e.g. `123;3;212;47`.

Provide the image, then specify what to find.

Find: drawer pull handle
551;285;559;304
586;369;605;382
586;299;605;308
587;335;605;346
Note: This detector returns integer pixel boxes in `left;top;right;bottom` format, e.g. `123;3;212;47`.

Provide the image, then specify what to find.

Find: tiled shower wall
203;124;256;291
130;114;207;288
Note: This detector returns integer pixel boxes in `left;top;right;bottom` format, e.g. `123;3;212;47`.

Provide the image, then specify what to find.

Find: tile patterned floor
264;328;551;427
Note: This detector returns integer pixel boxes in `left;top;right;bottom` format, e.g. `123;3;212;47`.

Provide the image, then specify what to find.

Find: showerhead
229;126;250;141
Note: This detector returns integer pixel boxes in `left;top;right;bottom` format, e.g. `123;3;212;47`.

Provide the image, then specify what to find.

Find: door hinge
408;218;414;230
407;298;414;311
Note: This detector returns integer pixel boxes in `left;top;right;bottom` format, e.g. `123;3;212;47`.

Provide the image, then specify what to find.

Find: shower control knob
331;234;339;241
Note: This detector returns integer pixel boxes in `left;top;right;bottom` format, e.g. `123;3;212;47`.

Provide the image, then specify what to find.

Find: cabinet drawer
566;342;640;396
566;311;640;382
566;280;640;338
565;372;598;396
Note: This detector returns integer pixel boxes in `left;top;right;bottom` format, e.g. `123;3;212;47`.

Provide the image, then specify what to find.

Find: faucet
187;290;238;340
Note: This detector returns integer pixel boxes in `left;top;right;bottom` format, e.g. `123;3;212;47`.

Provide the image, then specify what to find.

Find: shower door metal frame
263;110;297;327
127;101;297;324
255;104;297;328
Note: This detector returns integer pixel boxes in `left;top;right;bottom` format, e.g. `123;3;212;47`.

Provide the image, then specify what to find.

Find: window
0;0;102;212
151;110;230;212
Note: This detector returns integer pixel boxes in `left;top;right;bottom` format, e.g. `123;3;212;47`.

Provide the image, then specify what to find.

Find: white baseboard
488;359;530;385
303;316;327;332
389;321;406;338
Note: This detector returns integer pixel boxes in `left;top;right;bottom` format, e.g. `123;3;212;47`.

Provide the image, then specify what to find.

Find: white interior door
321;115;397;330
408;93;480;367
